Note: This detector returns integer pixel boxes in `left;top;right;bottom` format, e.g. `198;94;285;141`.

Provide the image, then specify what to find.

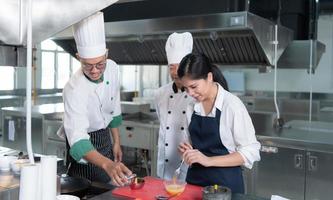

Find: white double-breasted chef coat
59;59;121;148
154;82;194;180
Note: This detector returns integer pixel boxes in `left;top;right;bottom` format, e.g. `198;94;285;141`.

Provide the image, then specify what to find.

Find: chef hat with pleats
165;32;193;65
73;12;106;59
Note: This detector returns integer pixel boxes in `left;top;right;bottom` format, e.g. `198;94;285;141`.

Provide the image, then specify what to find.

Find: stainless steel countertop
1;103;64;116
257;124;333;153
0;94;62;100
121;112;333;153
0;170;19;200
0;95;22;100
122;112;160;128
36;93;62;98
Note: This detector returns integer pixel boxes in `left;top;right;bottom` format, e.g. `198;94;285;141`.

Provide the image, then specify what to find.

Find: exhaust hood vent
105;30;280;66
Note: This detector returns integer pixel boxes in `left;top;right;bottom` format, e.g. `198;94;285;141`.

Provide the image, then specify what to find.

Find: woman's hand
183;149;211;167
178;142;193;155
113;142;123;162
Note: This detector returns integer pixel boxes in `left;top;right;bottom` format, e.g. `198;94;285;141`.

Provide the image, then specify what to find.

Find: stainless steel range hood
55;11;294;68
107;12;294;67
278;40;325;70
0;0;118;67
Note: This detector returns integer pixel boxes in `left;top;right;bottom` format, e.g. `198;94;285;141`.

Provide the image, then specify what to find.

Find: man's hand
102;160;132;186
113;142;122;162
85;150;132;186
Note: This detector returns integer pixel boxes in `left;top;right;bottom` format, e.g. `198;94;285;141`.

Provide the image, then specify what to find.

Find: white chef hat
72;12;106;59
165;32;193;65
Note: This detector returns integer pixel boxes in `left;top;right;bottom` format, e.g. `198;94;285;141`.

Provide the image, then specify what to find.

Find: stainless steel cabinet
119;125;155;150
119;120;159;177
1;104;64;155
254;146;306;199
2;114;44;153
305;151;333;200
253;145;333;200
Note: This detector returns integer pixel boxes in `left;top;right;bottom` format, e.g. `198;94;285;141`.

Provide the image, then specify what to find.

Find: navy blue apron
66;128;113;183
186;108;244;193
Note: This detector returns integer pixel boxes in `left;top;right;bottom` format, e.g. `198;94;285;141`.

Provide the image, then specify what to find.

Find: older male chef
59;12;131;186
154;32;194;181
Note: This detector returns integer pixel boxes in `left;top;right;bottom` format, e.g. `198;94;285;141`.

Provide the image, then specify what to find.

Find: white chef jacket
62;59;121;147
154;82;194;180
188;83;261;169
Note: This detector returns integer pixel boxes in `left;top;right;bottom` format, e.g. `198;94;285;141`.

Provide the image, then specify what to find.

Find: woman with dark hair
178;53;260;193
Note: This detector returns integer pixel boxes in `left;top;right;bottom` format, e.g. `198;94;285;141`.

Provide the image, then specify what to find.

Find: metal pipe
26;0;34;164
273;24;280;120
308;40;313;126
32;47;37;105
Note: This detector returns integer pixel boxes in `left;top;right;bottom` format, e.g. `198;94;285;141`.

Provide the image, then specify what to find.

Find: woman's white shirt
62;59;121;147
188;83;261;169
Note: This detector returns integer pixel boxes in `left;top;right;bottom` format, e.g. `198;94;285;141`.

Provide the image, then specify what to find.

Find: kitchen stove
63;181;115;199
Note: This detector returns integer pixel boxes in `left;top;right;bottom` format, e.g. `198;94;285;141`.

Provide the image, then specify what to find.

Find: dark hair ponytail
178;53;229;91
211;64;229;91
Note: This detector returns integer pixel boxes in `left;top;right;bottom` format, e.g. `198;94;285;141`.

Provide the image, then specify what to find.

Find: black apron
66;128;113;183
186;109;244;194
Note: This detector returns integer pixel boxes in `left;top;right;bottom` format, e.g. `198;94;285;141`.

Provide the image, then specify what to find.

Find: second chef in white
154;32;194;181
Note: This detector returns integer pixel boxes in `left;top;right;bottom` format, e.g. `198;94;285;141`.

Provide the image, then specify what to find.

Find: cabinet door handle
126;126;134;131
308;155;318;171
260;146;278;153
294;154;303;169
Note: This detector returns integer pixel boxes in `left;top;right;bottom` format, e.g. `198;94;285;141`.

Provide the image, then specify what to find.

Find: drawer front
119;125;152;150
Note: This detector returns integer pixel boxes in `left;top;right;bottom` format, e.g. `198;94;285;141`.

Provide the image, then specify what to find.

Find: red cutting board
112;176;202;200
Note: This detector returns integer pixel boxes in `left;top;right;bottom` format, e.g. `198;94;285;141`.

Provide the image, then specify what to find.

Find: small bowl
163;179;186;196
56;195;80;200
0;156;17;172
202;185;231;200
129;177;145;190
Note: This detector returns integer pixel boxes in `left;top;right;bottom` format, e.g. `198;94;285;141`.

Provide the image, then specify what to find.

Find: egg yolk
165;184;185;195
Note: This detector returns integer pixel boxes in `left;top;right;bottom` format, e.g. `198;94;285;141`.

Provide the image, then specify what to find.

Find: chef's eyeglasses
81;61;106;71
80;51;108;71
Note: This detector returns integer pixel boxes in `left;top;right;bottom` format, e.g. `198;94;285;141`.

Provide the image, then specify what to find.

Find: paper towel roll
19;164;39;200
41;155;58;200
36;163;42;200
